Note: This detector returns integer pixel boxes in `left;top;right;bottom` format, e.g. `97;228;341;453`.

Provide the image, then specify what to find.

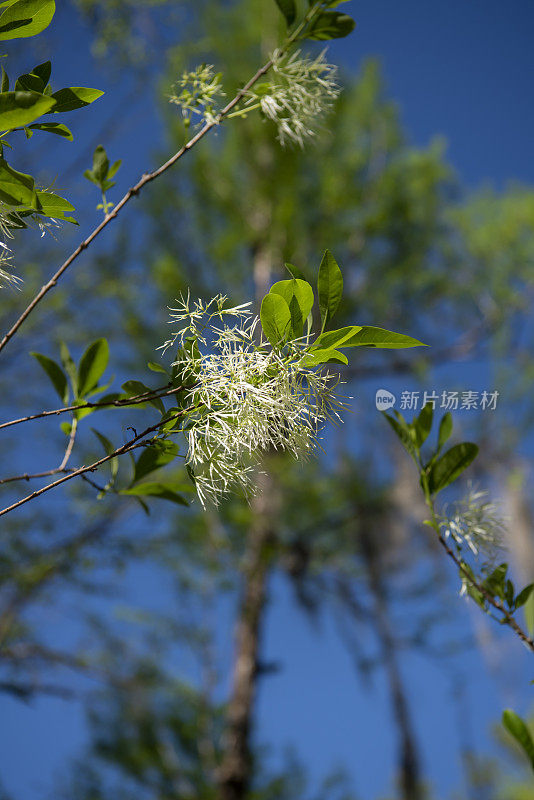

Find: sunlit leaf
0;0;55;41
428;442;478;495
318;249;343;331
78;338;109;397
260;292;291;346
30;351;68;403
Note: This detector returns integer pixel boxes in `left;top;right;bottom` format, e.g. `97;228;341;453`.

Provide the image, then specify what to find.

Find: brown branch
0;1;326;355
0;80;275;355
0;383;179;431
58;416;77;471
1;417;79;485
435;528;534;652
0;405;194;519
0;465;112;487
0;467;65;485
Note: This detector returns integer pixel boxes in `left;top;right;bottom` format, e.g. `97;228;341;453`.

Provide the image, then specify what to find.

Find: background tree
1;1;534;798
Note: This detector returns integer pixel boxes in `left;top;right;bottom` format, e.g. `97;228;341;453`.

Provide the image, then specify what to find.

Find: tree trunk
359;527;423;800
216;474;274;800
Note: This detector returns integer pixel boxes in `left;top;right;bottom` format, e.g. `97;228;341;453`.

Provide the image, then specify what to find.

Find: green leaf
92;428;118;480
318;249;343;331
428;442;478;495
121;481;188;506
525;591;534;636
505;578;515;608
85;375;114;400
273;0;296;26
121;380;164;413
0;157;38;208
1;65;8;92
307;10;355;40
284;262;305;280
32;60;50;85
383;410;418;460
133;440;179;484
311;325;425;351
414;403;433;447
0;0;55;40
270;278;314;338
515;583;534;609
334;325;426;348
301;347;348;366
91;144;109;182
83;168;99;187
482;563;508;600
0;90;55;130
147;361;167;375
437;412;453;451
30;351;68;403
159;407;182;432
311;325;362;350
35;190;76;223
50;86;104;113
15;71;44;93
460;561;485;608
28;121;72;140
107;159;122;180
502;710;534;772
78;338;109;397
59;341;78;398
260;292;291;346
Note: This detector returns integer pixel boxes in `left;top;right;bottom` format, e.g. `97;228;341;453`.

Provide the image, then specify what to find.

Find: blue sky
1;1;534;798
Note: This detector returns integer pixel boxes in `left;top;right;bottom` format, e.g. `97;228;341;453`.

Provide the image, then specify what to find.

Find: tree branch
0;0;328;355
434;527;534;652
0;405;194;519
0;383;180;431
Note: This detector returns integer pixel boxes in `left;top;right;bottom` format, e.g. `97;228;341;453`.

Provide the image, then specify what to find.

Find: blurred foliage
0;0;534;798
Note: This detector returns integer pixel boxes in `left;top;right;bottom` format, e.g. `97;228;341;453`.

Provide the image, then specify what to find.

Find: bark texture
217;474;274;800
359;526;423;800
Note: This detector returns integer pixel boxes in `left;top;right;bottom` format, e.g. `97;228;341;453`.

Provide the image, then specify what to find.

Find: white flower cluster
0;207;20;289
438;486;507;557
169;64;225;128
245;49;340;146
0;202;61;289
161;295;345;506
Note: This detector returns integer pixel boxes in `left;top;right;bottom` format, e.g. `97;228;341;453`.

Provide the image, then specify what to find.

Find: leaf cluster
0;2;103;229
273;0;356;43
259;249;424;364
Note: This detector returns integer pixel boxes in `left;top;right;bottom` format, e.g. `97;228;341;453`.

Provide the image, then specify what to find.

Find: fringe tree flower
0;198;62;288
0;204;21;289
437;485;507;558
161;296;346;507
244;49;340;146
0;243;20;290
169;64;225;128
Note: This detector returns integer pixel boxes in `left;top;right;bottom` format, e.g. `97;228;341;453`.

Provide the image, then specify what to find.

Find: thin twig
0;383;180;430
0;465;112;487
434;527;534;652
0;405;194;518
0;1;324;356
0;468;65;485
58;416;77;471
0;418;79;485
